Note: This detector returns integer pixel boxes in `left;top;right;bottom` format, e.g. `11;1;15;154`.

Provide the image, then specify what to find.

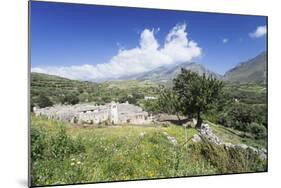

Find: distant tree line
31;92;80;110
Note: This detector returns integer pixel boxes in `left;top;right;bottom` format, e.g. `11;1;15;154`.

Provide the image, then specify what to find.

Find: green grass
237;84;266;93
105;80;157;90
31;115;266;186
207;121;267;149
223;83;266;105
31;72;159;105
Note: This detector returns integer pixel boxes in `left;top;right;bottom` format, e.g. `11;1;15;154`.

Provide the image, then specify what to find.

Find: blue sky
31;1;267;80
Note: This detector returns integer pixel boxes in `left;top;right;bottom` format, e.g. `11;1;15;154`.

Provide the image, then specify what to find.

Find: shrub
217;103;267;135
228;103;256;125
31;128;46;161
249;122;267;139
31;123;87;186
37;94;53;108
62;93;80;105
78;92;89;103
49;127;85;159
142;99;159;114
31;126;85;161
190;138;266;173
253;104;268;127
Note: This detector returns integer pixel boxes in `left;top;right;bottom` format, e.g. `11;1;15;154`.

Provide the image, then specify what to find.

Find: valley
30;51;268;186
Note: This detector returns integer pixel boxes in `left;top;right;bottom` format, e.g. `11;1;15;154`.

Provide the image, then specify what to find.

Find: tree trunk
195;111;202;130
176;113;181;121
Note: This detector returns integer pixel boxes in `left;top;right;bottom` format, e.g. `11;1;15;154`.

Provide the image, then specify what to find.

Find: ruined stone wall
192;123;267;160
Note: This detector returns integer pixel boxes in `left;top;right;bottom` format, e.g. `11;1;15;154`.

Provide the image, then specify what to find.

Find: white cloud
249;25;267;38
32;23;202;81
222;38;229;44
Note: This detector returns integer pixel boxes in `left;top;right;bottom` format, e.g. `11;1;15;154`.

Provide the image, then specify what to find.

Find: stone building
34;101;152;125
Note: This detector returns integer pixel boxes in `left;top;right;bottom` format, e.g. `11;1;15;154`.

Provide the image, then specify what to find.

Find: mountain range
31;51;267;84
119;51;267;84
223;51;267;84
120;62;221;85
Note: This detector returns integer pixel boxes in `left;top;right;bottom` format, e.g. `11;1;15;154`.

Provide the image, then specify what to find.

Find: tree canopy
62;93;80;105
157;86;182;120
173;69;224;129
37;94;53;108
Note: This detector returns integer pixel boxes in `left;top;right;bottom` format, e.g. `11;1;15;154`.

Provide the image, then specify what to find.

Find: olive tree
173;69;224;129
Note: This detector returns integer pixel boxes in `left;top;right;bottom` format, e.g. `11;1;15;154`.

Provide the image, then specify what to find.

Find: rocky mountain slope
223;52;267;84
121;62;221;85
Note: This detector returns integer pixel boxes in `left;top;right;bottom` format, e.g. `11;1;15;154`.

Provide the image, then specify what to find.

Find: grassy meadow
31;115;266;186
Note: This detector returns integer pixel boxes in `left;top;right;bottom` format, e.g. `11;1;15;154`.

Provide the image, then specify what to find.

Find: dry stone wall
192;123;267;160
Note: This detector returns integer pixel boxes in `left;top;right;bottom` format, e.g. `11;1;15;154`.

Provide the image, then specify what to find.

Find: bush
249;122;267;139
142;99;159;114
37;94;53;108
217;103;267;136
62;93;80;105
49;127;85;159
31;128;46;161
253;104;268;127
190;138;266;173
31;123;87;186
31;126;85;161
78;92;89;103
228;103;256;125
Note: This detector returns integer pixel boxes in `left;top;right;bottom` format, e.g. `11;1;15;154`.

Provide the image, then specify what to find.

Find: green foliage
173;69;224;128
190;139;266;173
49;127;85;159
31;73;158;107
31;122;86;185
31;116;266;186
62;93;80;105
223;83;266;105
30;71;267;186
217;102;267;137
142;99;159;113
228;103;256;124
37;94;53;108
157;86;182;119
31;126;85;161
31;128;47;161
252;104;268;127
119;93;145;105
249;122;266;139
209;121;266;148
78;92;89;103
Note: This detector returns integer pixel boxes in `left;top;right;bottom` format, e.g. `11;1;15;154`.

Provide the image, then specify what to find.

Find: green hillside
223;83;267;104
31;72;158;107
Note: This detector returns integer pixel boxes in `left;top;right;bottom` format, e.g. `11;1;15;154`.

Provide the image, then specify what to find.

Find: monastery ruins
34;101;153;125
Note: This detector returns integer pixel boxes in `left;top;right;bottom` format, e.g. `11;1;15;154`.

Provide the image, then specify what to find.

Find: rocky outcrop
163;132;178;146
199;123;222;145
192;123;267;160
191;134;202;143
